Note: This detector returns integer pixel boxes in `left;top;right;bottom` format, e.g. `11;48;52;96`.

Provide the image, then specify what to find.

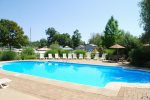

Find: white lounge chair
94;53;99;60
62;53;67;59
100;53;107;61
86;53;91;60
68;53;72;59
40;53;45;59
79;54;83;59
48;54;53;59
0;78;12;89
73;53;77;59
55;53;60;59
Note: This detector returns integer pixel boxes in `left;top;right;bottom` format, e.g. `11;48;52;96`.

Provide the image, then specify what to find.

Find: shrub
22;55;36;59
21;48;36;60
129;47;150;67
74;50;86;57
104;49;116;59
15;55;21;60
91;49;99;59
21;47;35;55
0;51;16;61
0;51;2;59
50;42;60;50
104;49;116;55
59;50;71;57
44;49;59;57
91;53;95;59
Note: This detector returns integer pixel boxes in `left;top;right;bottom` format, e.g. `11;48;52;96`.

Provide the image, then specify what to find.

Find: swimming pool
1;61;150;87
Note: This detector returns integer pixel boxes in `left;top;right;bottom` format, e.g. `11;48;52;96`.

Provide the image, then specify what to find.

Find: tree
57;33;72;47
50;42;60;50
72;29;81;49
122;33;141;50
80;40;85;45
102;16;121;48
118;31;142;56
89;33;103;47
46;27;58;46
39;38;47;48
0;19;29;49
45;27;73;47
139;0;150;43
30;41;40;48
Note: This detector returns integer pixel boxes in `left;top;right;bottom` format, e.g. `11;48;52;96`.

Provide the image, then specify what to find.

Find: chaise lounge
0;78;12;89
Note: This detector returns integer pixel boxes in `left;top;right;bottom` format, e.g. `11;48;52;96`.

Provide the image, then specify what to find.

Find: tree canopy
72;29;81;49
45;27;73;47
45;28;83;48
88;33;103;47
0;19;29;49
118;30;142;55
46;27;58;46
57;33;72;47
102;16;121;48
139;0;150;43
39;38;47;48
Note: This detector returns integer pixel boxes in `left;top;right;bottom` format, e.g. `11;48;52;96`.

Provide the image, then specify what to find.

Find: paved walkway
116;87;150;100
0;88;42;100
1;87;150;100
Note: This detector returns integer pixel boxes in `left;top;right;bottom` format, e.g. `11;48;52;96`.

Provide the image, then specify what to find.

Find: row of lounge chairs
40;53;107;61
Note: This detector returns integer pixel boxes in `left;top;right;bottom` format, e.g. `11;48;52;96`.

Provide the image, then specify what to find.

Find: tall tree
139;0;150;43
0;19;29;49
72;29;81;49
46;27;58;46
102;16;121;48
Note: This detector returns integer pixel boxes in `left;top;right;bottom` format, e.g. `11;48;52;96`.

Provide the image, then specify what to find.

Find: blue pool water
1;61;150;87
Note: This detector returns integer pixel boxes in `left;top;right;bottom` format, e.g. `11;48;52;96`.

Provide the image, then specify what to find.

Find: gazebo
109;44;125;62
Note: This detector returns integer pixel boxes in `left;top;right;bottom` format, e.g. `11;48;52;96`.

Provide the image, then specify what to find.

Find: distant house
85;44;97;52
63;46;73;51
35;47;50;54
76;45;85;50
144;44;150;47
13;48;23;54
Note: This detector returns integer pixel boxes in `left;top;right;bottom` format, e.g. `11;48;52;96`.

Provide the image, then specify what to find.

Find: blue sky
0;0;143;43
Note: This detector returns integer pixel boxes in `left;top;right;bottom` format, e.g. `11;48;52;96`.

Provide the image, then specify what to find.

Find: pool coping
0;60;150;96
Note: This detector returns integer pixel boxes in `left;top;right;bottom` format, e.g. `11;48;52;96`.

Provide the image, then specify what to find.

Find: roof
63;46;73;50
144;44;150;47
110;44;125;48
89;44;97;47
37;48;50;51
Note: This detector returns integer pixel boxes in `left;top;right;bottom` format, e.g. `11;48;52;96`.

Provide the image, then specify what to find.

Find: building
85;44;97;52
75;45;85;50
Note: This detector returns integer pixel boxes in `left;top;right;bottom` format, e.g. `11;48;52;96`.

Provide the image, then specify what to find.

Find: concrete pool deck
0;60;150;100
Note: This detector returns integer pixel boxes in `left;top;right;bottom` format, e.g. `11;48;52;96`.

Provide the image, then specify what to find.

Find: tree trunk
9;44;12;51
